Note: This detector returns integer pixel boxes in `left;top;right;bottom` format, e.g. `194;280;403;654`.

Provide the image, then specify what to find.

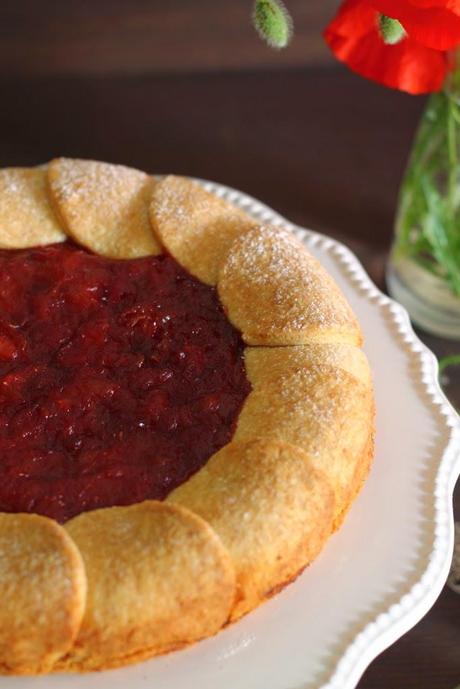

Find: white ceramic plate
5;181;460;689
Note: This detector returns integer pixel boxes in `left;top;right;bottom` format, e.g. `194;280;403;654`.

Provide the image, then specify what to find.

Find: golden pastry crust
218;225;362;345
234;366;374;522
0;158;375;674
48;158;161;258
0;167;66;248
60;501;235;672
150;175;257;285
0;513;86;675
333;427;374;531
244;343;372;389
169;438;335;621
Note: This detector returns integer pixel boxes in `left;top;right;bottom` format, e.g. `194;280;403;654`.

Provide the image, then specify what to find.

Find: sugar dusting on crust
153;181;191;224
168;436;336;620
0;168;66;248
48;158;161;258
60;502;235;671
235;364;373;515
0;513;85;673
218;225;361;345
244;343;372;389
51;159;144;204
153;178;250;228
0;162;373;672
150;176;257;285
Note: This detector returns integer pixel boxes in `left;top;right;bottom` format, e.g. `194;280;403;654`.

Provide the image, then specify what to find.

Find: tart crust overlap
48;158;161;258
60;502;235;671
0;513;86;674
218;225;362;345
169;438;335;621
0;159;374;673
0;168;66;248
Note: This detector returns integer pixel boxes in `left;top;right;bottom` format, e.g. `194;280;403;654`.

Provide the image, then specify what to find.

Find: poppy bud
324;0;451;94
252;0;293;49
378;14;407;45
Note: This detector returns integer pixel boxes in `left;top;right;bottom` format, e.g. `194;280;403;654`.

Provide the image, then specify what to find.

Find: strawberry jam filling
0;243;250;522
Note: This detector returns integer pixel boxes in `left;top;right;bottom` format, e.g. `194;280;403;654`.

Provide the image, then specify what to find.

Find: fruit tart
0;159;374;674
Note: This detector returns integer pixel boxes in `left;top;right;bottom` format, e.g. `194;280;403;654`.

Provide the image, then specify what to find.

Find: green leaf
419;176;460;294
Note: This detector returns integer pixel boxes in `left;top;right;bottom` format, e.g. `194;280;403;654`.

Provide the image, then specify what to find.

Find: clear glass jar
387;59;460;339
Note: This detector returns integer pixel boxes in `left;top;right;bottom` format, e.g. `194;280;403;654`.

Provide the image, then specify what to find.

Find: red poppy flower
324;0;460;94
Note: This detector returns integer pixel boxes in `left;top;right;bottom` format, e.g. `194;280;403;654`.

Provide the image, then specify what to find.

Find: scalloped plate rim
1;176;459;689
196;176;460;689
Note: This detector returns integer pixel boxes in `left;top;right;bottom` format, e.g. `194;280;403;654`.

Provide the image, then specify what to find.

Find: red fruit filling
0;242;251;522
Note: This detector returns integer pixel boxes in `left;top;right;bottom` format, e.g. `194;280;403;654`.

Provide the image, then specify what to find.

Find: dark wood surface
0;66;459;688
0;0;337;77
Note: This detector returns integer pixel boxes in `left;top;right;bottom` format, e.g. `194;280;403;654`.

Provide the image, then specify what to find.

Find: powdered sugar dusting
51;158;147;205
0;167;66;248
0;512;84;670
245;342;371;390
151;176;257;284
218;225;360;345
235;364;372;514
48;158;161;258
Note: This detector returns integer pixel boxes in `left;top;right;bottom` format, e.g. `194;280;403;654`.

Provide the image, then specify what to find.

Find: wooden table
1;66;459;688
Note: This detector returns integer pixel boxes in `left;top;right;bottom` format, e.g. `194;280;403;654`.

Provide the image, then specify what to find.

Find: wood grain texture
0;69;424;247
0;0;337;77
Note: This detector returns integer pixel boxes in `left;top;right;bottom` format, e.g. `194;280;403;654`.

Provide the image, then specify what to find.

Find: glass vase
387;69;460;340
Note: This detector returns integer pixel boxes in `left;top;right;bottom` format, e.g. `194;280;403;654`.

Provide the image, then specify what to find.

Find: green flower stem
447;97;457;216
438;355;460;414
394;85;460;296
438;353;460;376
